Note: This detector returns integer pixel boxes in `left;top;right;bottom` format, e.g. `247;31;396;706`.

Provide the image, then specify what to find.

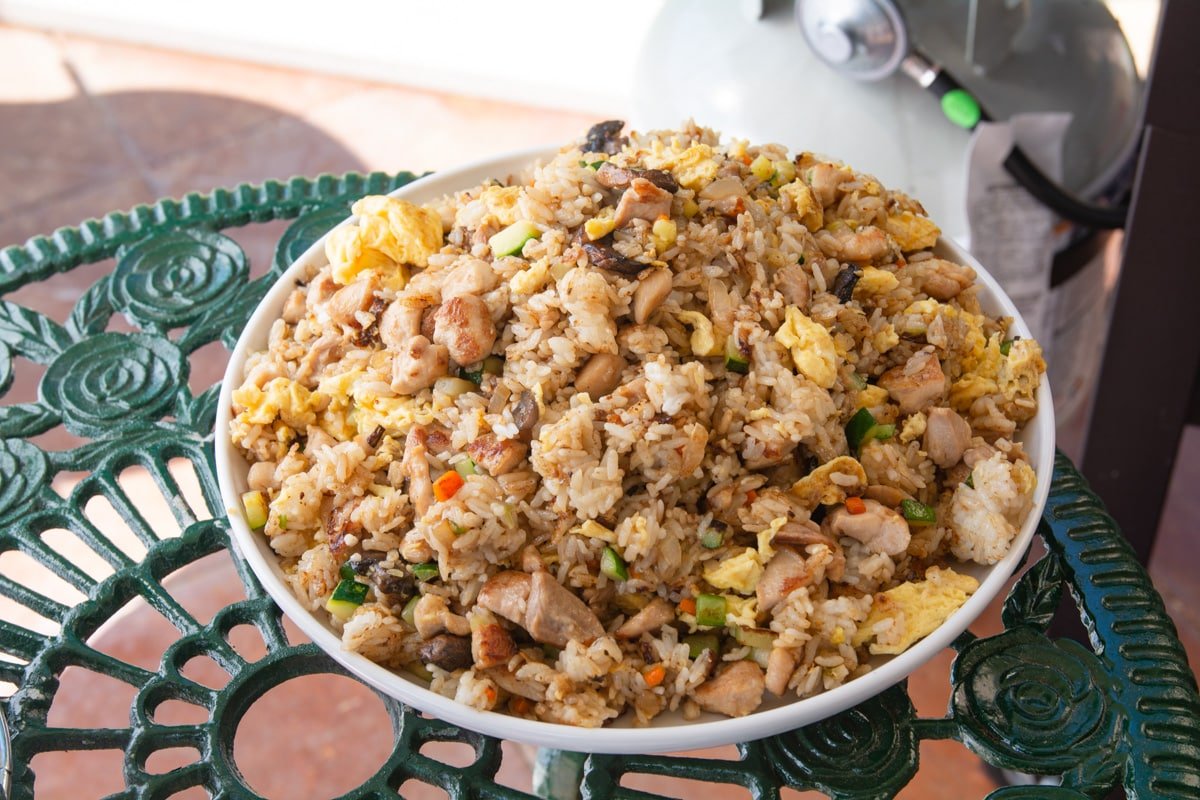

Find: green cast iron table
1;171;1198;799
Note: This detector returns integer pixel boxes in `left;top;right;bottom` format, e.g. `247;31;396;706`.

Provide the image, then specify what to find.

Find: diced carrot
846;496;866;515
510;696;533;715
484;686;498;705
432;470;465;502
744;489;758;506
643;664;667;687
679;597;696;615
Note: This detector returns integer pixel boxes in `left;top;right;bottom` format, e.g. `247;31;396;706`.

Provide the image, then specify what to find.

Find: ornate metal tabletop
1;172;1198;799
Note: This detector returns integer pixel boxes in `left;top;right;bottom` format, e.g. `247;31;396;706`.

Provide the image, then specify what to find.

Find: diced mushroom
878;351;946;414
582;238;651;275
595;163;678;192
632;269;673;325
693;661;765;718
575;353;626;400
765;647;796;696
476;570;533;626
402;426;435;518
281;288;307;323
511;390;540;442
830;266;861;302
614;598;675;639
417;634;473;671
466;433;528;476
826;499;911;556
354;297;387;347
381;296;428;349
923;407;973;468
433;294;497;366
441;259;498;299
327;273;379;327
391;335;450;395
756;546;812;613
523;570;604;648
613;178;674;228
413;593;471;639
773;263;810;310
472;616;517;669
325;502;362;559
585;120;627;155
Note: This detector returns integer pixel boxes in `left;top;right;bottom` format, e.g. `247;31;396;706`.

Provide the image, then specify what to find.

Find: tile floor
2;22;1196;800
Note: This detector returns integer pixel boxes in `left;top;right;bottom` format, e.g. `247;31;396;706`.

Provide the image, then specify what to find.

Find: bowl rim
215;144;1055;754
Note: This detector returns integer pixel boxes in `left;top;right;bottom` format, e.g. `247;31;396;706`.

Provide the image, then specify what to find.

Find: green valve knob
941;88;982;129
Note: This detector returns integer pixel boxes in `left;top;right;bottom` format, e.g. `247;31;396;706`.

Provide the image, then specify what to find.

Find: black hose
1002;147;1129;230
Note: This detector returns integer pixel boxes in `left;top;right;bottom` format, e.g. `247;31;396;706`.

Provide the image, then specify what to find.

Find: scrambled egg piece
724;595;759;628
775;306;838;388
898;411;927;444
510;257;550;296
856;267;900;295
756;517;787;562
856;384;890;410
884;211;940;252
352;195;443;270
324;225;397;287
314;370;361;441
677;311;722;356
872;323;900;354
902;298;988;372
353;390;435;435
585;208;617;241
791;456;867;509
704;548;764;595
571;519;617;544
998;339;1045;403
779;180;823;232
853;567;979;655
481;185;522;226
669;144;719;191
232;377;316;430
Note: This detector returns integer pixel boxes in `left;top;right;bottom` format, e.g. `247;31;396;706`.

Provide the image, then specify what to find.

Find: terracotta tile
0;172;152;250
0;26;77;102
59;32;370;165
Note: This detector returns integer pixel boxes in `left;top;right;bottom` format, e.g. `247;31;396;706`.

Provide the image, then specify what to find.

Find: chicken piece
472;617;517;669
878;351;946;414
693;661;765;718
765;647;796;696
433;294;497;366
327;273;379;327
923;407;973;468
821;225;894;265
402;426;435;518
523;570;604;647
413;594;470;639
771;520;846;580
864;484;910;507
613;177;674;228
963;442;998;468
826;499;911;556
247;461;278;492
400;529;434;564
582;238;651;275
905;257;975;301
632;268;672;325
699;177;747;216
614;598;675;639
305;270;339;314
380;295;427;349
476;570;533;626
466;433;528;476
773;262;810;310
391;335;450;395
575;353;626;400
295;334;345;384
441;259;498;299
417;634;473;671
281;288;307;323
756;546;812;613
807;162;852;207
519;544;545;573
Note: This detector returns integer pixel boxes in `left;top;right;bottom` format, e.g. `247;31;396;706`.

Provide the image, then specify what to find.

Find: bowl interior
214;146;1055;753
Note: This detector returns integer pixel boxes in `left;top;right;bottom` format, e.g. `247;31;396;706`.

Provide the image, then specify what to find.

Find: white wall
0;0;667;113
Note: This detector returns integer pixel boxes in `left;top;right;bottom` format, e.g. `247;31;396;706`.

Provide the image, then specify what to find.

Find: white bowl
215;146;1055;754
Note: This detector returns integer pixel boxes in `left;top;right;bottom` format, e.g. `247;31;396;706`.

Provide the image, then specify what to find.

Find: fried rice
229;120;1046;725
